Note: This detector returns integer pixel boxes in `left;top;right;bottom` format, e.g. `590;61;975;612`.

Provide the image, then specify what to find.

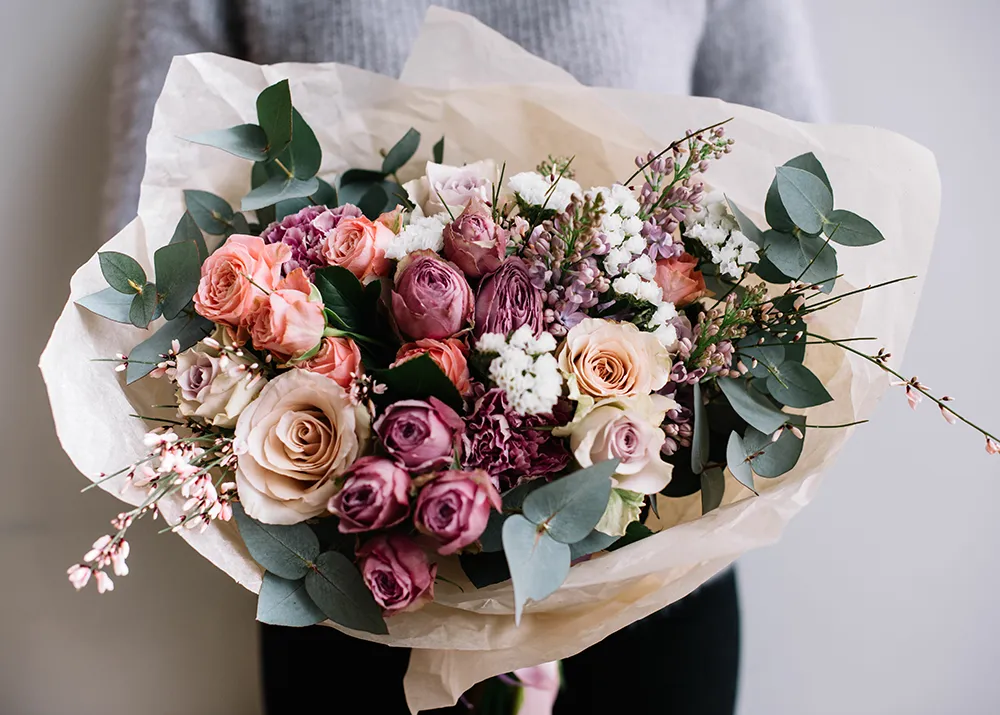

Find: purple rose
261;204;363;278
357;534;437;614
374;398;464;472
474;257;543;338
462;388;570;492
327;456;411;533
391;250;474;340
413;470;501;555
442;197;507;278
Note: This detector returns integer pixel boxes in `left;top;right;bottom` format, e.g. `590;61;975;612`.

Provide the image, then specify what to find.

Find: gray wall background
1;1;996;714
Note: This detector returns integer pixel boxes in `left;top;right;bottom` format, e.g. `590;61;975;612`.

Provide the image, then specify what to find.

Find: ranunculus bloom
556;394;678;494
327;456;411;533
321;215;393;283
391;250;474;340
234;370;369;524
393;338;472;396
357;534;437;615
413;470;501;555
261;204;362;278
474;257;543;338
654;252;708;307
174;333;265;428
557;318;671;398
442;197;507;278
247;269;325;360
374;398;463;472
402;159;495;216
299;336;362;390
194;234;289;327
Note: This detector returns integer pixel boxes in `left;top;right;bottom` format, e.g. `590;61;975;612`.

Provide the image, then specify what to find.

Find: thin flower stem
622;118;734;186
795;232;836;284
803;420;869;429
129;414;185;425
801;275;918;314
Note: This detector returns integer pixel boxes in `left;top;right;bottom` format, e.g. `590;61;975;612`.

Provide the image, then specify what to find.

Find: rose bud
654;253;708;307
328;456;412;534
390;250;474;340
393;338;472;396
247;269;326;360
357;534;437;615
474;257;543;338
442;197;507;278
299;336;363;390
413;470;501;555
374;398;464;472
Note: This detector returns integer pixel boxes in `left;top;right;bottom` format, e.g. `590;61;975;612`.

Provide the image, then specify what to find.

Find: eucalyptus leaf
99;251;146;294
128;284;158;328
824;209;885;246
700;467;726;514
569;530;619;560
459;551;510;588
313;178;338;207
737;337;785;380
232;503;320;580
765;179;795;232
231;212;251;235
76;287;158;325
370;354;463;413
784;152;832;195
169;211;208;261
691;381;710;474
743;417;806;478
760;230;804;279
275;108;322;179
154;240;201;320
184;189;234;235
256;572;326;627
242;174;320;212
726;432;756;494
766;362;833;408
725;197;764;244
521;460;616;544
797;235;838;293
256;79;293;159
774;166;833;234
381;127;421;175
718;377;788;434
752;254;793;284
275;198;312;222
357;183;389;219
304;551;388;634
503;515;571;624
607;521;655;551
185;124;268;162
433;136;445;164
125;313;213;384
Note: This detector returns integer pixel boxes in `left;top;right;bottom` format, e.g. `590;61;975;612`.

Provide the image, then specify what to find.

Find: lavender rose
261;204;363;278
357;534;437;615
374;398;464;472
442;197;507;278
413;470;501;555
391;250;474;340
327;456;411;534
474;257;543;338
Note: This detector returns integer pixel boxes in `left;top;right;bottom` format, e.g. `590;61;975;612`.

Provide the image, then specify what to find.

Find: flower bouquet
42;8;993;712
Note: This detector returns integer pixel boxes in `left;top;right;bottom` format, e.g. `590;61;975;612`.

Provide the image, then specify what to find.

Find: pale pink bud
905;386;922;411
94;571;114;594
84;535;112;563
67;564;92;591
789;425;804;440
986;438;1000;455
939;405;957;425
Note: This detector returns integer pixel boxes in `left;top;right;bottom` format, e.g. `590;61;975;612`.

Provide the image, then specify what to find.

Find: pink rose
390;250;474;340
654;253;708;307
247;269;325;360
393;338;472;396
442;197;507;278
374;398;464;472
194;234;290;328
357;534;437;615
327;456;411;533
474;257;544;338
413;470;501;555
299;336;362;389
321;215;392;283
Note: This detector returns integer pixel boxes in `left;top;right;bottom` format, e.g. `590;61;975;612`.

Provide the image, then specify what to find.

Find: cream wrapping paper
40;8;940;712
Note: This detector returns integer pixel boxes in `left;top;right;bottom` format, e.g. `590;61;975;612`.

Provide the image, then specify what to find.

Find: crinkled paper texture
40;8;939;713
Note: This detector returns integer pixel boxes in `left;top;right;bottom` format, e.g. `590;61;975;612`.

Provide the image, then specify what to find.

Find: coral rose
393;338;472;396
299;336;363;390
654;252;708;307
321;215;392;283
194;234;289;327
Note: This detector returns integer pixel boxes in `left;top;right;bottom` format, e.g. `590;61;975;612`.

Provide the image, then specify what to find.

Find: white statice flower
508;171;582;213
384;212;451;261
475;327;563;415
612;274;661;304
685;192;760;279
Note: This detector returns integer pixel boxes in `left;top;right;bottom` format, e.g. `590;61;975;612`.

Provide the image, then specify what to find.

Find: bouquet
42;9;993;712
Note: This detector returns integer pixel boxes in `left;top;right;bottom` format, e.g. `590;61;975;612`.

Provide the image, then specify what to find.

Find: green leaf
743;417;806;478
718;377;788;434
154;240;201;320
256;572;326;627
765;179;795;232
381;127;421;175
725;196;764;244
340;168;387;186
797;235;838;293
125;313;213;384
76;287;160;325
314;265;369;332
99;251;146;294
701;467;726;514
169;211;208;261
607;521;655;551
275;197;312;222
691;381;710;474
231;212;251;235
766;362;833;408
521;460;616;544
184;190;234;235
432;136;445;164
185;124;268;162
823;209;885;246
256;79;293;159
479;480;543;553
241;174;320;212
726;432;756;495
774;166;833;234
569;529;619;560
276;108;321;179
370;354;463;414
784;152;832;195
128;284;158;328
594;488;644;537
357;183;388;219
459;551;510;588
232;502;320;580
304;550;388;634
313;178;338;207
752;254;794;284
502;515;571;624
737;336;785;380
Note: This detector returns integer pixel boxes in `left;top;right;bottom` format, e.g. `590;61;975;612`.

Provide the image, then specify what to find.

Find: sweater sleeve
691;0;826;122
102;0;243;237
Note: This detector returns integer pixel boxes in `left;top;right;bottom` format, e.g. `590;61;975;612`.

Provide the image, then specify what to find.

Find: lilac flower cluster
261;204;362;278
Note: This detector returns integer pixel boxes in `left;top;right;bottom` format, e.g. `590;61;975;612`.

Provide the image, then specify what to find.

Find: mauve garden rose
391;250;474;340
174;334;264;428
357;534;437;615
474;257;543;338
374;398;464;472
413;470;501;555
327;456;411;533
441;197;507;278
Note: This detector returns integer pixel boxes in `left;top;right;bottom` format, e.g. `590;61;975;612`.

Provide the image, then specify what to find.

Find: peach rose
248;269;325;360
392;338;472;396
654;253;708;307
321;215;392;283
557;318;671;399
234;369;370;524
299;336;363;389
194;235;290;327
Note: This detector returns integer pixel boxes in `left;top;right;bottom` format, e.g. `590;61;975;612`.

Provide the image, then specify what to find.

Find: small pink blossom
67;564;92;591
94;571;114;594
987;438;999;455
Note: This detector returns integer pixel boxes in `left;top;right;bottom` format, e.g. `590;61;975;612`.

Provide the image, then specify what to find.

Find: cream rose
174;335;265;428
557;318;671;399
403;159;495;216
234;369;370;524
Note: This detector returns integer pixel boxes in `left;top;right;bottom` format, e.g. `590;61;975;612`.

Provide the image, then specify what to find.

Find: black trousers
261;569;740;714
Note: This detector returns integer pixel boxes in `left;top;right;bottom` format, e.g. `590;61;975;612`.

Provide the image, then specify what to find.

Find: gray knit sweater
105;0;823;236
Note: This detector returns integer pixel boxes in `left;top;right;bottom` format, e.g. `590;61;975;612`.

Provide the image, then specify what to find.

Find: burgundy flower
474;257;543;338
261;204;362;278
327;457;411;533
374;398;464;472
391;250;474;340
357;534;436;614
413;470;501;555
